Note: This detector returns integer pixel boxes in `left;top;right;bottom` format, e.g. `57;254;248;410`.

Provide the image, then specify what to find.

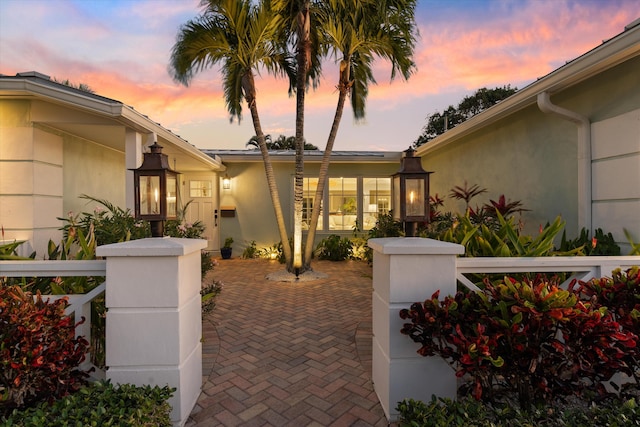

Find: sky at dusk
1;0;639;152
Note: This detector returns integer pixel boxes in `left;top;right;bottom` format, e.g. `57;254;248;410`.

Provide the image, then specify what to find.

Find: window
190;180;212;198
300;176;391;231
328;178;357;230
362;178;391;230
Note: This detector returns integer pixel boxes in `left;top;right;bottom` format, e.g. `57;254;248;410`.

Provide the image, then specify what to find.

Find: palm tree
246;134;318;150
302;0;418;269
246;134;273;150
169;0;296;267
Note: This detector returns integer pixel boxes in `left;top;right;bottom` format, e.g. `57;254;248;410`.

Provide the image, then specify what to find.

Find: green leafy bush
0;286;89;414
242;240;259;259
315;234;353;261
2;380;174;426
400;270;639;409
397;395;640;427
558;227;621;256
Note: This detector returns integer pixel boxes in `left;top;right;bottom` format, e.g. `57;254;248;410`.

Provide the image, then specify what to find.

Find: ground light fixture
132;142;179;237
392;147;432;237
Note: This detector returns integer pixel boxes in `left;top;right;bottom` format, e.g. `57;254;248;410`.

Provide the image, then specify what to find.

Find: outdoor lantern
222;173;231;190
392;147;432;237
132;142;179;237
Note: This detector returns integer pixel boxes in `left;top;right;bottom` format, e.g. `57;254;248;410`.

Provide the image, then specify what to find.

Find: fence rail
0;260;107;376
457;256;640;292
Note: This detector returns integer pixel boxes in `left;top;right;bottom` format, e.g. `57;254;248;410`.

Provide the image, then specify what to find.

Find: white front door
180;174;219;251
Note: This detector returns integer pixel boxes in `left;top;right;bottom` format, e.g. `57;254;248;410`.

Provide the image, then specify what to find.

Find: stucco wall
219;159;399;254
63;134;126;218
423;55;640;244
424;103;578;237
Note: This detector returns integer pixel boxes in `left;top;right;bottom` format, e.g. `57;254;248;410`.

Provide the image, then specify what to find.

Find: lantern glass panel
405;178;425;216
167;175;177;218
393;176;401;220
140;175;160;215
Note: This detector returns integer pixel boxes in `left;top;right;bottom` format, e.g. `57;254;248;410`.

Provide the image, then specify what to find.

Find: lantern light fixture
222;173;231;190
391;147;432;237
132;142;179;237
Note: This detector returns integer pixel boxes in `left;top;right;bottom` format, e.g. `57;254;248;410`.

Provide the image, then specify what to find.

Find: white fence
0;260;107;376
457;256;640;292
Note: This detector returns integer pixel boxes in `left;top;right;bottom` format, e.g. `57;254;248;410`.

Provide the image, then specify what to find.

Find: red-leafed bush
0;285;89;414
400;270;639;409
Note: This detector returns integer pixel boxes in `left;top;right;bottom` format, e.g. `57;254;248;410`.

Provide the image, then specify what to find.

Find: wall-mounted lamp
132;142;179;237
391;147;432;237
222;173;231;190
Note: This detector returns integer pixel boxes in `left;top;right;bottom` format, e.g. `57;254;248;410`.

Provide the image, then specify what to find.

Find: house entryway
180;174;220;251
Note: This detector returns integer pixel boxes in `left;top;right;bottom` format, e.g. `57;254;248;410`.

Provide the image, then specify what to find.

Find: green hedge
2;380;174;426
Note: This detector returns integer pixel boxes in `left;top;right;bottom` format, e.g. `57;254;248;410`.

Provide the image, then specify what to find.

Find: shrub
315;234;353;261
201;278;223;316
558;227;621;256
400;272;639;409
0;286;89;414
242;240;259;259
2;380;174;426
397;395;640;427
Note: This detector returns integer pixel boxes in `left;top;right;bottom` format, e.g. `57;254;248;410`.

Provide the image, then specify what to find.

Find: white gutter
536;91;591;233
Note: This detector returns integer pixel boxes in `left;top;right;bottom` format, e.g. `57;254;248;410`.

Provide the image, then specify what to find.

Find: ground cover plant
2;380;174;427
399;267;640;422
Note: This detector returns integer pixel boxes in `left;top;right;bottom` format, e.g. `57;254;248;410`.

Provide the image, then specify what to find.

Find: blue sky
1;0;638;151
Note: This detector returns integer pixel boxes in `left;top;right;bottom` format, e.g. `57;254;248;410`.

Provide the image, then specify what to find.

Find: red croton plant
400;267;640;409
0;285;89;413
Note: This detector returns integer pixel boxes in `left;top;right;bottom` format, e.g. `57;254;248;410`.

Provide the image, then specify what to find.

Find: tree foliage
246;134;317;150
414;85;517;147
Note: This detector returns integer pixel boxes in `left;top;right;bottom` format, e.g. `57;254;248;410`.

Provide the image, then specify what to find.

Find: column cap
368;237;465;255
97;237;207;257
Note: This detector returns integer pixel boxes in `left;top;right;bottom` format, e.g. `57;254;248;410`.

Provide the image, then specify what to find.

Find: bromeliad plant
400;270;639;409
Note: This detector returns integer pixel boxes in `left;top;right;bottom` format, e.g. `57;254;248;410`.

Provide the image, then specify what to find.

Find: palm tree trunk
303;87;349;270
293;3;311;273
243;71;292;266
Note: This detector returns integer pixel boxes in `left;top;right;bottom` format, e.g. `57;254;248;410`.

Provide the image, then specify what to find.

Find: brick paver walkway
187;258;388;426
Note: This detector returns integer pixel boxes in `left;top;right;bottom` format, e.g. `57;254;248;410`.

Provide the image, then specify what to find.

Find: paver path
187;258;389;426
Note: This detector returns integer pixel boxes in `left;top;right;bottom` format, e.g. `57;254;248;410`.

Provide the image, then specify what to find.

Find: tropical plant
246;134;318;150
0;286;89;414
241;240;259;259
400;271;639;410
557;227;621;256
315;234;353;261
170;0;296;269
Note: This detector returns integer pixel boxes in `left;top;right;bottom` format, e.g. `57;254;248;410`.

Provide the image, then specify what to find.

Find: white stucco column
97;237;206;427
368;237;465;421
124;130;143;213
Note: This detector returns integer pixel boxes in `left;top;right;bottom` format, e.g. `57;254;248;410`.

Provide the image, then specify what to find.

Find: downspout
536;91;592;234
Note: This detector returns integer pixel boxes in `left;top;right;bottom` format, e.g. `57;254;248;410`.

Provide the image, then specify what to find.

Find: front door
180;174;218;251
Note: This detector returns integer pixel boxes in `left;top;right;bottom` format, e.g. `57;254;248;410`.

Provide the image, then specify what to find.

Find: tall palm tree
169;0;295;266
246;134;273;150
302;0;418;269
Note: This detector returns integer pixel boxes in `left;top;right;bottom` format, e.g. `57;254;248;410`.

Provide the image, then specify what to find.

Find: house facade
203;150;402;254
0;72;225;256
417;20;640;253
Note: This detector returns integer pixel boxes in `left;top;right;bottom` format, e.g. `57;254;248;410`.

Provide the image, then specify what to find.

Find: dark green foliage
558;227;621;256
0;286;89;414
315;234;353;261
397;395;640;427
61;195;149;246
242;240;259;259
201;279;223;316
400;270;639;409
201;251;215;276
414;85;517;146
2;380;174;426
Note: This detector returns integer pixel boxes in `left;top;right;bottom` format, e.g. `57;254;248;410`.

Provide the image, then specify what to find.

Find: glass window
328;178;357;230
362;178;391;230
302;178;322;230
190;180;212;198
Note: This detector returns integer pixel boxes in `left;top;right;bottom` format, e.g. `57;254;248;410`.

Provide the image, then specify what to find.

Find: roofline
203;150;403;163
415;23;640;157
0;74;223;171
